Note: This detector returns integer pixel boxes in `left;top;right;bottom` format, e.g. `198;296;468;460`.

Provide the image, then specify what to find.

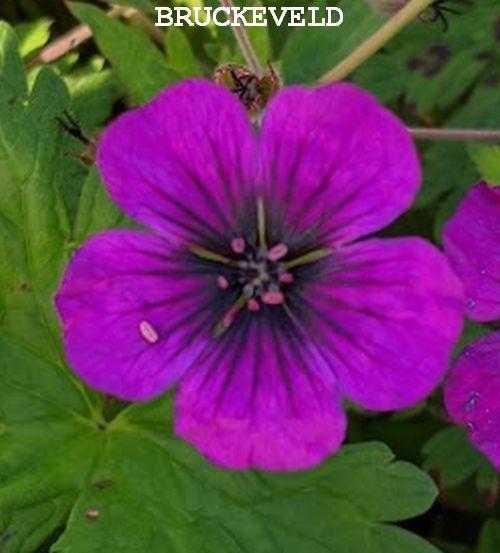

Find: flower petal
259;83;420;245
444;331;500;469
443;182;500;322
175;316;346;470
97;79;257;244
56;230;221;401
301;237;464;410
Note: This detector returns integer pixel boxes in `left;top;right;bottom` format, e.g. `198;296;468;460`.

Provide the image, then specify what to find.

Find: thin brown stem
319;0;435;84
218;0;262;75
409;128;500;143
28;5;138;68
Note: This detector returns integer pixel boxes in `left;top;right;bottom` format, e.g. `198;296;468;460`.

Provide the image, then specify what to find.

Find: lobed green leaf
69;3;180;104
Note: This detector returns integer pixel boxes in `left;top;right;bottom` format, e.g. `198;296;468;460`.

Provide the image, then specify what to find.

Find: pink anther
231;237;246;254
267;243;288;262
139;320;159;344
261;291;285;305
279;272;294;284
247;298;261;312
216;275;230;289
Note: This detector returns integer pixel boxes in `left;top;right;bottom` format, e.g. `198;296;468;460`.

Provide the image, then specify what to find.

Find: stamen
189;245;232;265
247;298;260;311
285;248;332;269
279;272;294;284
216;275;230;289
267;243;289;262
231;237;246;254
257;197;267;249
213;294;247;338
213;311;236;339
261;291;285;305
139;320;159;344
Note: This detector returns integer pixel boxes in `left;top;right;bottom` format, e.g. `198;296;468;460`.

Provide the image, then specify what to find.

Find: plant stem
218;0;263;75
319;0;436;84
28;5;137;67
409;128;500;143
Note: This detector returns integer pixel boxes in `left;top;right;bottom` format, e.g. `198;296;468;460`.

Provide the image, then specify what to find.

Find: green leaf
417;87;500;207
417;142;479;209
165;28;200;77
475;462;498;502
73;166;130;246
356;0;500;115
0;334;103;553
353;53;408;103
0;22;101;550
50;397;440;553
433;187;466;243
434;542;472;553
14;17;52;59
70;3;180;104
469;146;500;185
64;61;119;130
479;519;500;553
245;3;272;66
281;0;385;84
422;427;492;489
404;46;484;115
0;22;73;365
104;0;156;14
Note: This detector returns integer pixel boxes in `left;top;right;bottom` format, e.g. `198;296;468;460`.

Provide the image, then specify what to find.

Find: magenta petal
175;321;346;471
443;182;500;322
444;331;500;469
97;79;257;244
259;83;421;245
56;230;216;401
304;238;464;410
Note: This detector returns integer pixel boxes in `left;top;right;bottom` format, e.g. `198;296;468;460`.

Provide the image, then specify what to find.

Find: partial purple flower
56;79;464;471
443;183;500;322
445;331;500;468
443;182;500;468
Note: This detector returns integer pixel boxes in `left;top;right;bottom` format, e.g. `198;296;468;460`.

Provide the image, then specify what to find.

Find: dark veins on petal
131;125;400;399
132;195;350;402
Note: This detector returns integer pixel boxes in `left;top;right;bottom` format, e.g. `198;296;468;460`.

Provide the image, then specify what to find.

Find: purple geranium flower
443;182;500;468
56;79;464;470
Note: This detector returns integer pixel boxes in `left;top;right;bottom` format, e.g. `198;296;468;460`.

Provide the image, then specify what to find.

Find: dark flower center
220;238;292;307
188;197;331;339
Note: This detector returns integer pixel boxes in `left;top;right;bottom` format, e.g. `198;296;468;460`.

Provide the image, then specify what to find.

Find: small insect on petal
261;291;285;305
217;275;230;289
85;509;100;520
247;298;260;311
231;237;246;254
139;320;159;344
267;243;289;262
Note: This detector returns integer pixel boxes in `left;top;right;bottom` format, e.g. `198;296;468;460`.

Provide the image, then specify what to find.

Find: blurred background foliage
0;1;499;552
